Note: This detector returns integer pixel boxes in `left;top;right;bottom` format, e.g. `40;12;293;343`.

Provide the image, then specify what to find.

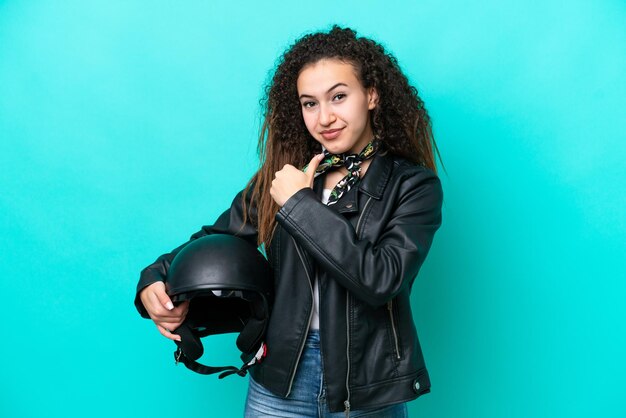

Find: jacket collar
313;150;394;214
358;150;394;199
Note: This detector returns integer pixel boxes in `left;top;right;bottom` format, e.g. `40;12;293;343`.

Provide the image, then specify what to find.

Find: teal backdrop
1;1;624;417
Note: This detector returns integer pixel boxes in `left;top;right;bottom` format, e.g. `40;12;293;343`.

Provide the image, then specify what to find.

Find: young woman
135;26;443;417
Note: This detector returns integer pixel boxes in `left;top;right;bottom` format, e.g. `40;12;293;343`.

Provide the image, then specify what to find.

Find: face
297;59;378;155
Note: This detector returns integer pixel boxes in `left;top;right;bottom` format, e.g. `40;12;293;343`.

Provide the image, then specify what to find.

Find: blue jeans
244;330;408;417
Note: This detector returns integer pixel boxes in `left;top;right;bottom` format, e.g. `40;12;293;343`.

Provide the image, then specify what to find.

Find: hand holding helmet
139;281;189;342
153;234;274;378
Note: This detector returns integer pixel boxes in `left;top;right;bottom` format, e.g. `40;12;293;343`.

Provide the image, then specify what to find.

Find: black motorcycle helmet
166;234;273;378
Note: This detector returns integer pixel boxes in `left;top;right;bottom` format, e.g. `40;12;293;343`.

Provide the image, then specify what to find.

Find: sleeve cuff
278;187;317;219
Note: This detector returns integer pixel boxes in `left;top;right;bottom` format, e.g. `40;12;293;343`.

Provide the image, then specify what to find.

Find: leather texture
135;149;443;412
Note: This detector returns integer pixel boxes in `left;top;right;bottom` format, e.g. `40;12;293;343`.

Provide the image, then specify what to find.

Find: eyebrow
299;82;348;99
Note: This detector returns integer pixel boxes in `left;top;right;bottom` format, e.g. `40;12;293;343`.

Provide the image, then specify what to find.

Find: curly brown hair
240;25;442;251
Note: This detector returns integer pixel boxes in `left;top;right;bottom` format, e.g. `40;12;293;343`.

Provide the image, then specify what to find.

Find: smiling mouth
320;128;344;140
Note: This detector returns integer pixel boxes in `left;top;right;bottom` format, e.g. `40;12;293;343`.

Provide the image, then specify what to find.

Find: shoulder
387;153;440;186
383;153;443;207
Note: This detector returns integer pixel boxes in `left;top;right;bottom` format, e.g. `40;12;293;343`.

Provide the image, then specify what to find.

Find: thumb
305;153;325;186
154;282;175;310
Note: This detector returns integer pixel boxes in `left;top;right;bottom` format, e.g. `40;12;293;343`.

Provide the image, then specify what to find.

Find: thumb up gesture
270;153;325;207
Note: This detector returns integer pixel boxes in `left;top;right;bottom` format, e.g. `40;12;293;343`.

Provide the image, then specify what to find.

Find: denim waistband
305;329;320;348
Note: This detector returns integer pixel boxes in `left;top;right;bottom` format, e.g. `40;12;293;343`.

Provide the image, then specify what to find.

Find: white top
310;188;332;330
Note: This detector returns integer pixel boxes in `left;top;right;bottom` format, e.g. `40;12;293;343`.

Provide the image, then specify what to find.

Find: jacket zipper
355;196;373;235
344;196;373;417
387;300;401;360
344;291;351;418
286;236;314;397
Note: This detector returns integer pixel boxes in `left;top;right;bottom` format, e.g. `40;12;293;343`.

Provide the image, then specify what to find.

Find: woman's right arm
135;186;259;338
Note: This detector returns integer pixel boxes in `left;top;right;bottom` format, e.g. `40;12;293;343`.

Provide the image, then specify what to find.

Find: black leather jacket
135;150;443;413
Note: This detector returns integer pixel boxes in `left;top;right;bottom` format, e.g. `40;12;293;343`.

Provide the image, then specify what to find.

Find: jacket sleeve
134;186;259;318
275;169;442;307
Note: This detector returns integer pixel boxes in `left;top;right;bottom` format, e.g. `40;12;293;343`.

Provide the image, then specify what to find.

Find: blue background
1;1;624;417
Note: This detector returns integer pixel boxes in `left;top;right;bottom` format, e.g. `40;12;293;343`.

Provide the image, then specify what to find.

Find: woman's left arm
275;169;443;307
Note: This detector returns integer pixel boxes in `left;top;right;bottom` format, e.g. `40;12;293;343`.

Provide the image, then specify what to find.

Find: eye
301;101;317;109
332;93;347;101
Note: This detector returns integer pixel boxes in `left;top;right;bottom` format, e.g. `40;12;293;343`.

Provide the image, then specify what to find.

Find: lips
320;127;344;140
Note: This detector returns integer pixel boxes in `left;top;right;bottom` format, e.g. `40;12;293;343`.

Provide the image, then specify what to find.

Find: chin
323;142;351;155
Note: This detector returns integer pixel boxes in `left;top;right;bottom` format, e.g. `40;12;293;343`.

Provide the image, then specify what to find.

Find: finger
159;320;184;331
305;153;325;184
161;301;188;319
153;282;174;311
146;290;174;319
170;301;189;318
148;302;186;324
161;300;189;324
156;324;182;342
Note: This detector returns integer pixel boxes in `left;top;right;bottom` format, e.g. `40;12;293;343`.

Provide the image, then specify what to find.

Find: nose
319;103;336;126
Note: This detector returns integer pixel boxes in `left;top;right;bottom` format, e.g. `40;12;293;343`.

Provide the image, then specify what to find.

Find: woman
135;26;443;417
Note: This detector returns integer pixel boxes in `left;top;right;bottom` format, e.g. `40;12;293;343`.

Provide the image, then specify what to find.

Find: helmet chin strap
173;347;240;377
173;341;267;379
164;234;274;379
172;316;268;379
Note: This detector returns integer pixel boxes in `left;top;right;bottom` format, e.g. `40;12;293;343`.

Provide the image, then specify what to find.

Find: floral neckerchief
302;139;381;206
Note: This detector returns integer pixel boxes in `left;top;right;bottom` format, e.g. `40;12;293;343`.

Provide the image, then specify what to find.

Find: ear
367;87;379;110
